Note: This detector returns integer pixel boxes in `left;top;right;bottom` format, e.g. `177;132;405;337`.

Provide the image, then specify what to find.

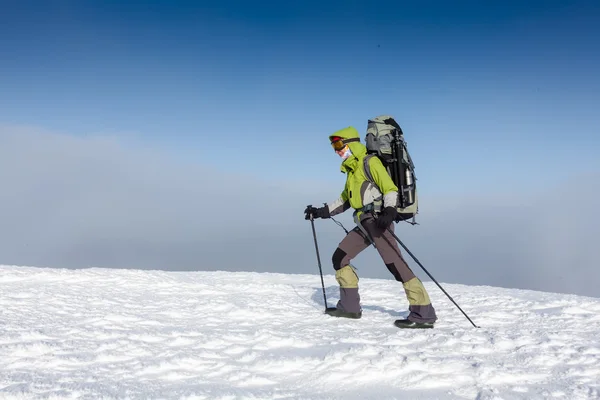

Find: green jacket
327;127;399;218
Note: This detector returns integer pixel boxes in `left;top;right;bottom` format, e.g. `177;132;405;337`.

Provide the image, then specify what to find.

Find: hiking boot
325;307;362;319
394;318;434;329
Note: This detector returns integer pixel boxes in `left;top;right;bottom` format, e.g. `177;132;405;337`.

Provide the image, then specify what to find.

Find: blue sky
0;1;599;297
2;1;599;188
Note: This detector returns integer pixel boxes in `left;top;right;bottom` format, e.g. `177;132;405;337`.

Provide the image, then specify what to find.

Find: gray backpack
363;115;418;224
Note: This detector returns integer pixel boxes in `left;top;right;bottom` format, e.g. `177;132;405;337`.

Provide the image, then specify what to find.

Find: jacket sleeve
368;156;399;208
327;188;350;216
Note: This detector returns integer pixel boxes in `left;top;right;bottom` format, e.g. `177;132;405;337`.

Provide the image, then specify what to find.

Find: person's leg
329;226;370;315
363;217;437;324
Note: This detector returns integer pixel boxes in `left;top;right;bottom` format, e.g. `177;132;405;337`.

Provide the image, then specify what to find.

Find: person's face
335;145;349;158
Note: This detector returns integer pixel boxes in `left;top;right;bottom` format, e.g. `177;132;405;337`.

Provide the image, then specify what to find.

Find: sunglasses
330;137;359;151
331;139;347;151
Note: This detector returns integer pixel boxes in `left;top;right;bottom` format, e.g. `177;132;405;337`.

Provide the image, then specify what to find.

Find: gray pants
331;215;437;323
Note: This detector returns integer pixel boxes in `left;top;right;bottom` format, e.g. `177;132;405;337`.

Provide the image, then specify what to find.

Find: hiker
304;125;437;329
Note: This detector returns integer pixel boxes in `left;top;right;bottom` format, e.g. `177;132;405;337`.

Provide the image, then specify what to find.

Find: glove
304;205;331;220
304;206;317;220
375;207;398;229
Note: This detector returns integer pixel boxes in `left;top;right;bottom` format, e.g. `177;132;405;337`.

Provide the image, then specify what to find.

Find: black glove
375;207;397;229
304;205;331;220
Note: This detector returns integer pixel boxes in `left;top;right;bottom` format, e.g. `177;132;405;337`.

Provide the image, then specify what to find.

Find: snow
1;265;599;399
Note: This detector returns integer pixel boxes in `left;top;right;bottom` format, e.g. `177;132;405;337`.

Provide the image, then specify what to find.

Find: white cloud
0;125;317;270
385;180;600;298
0;125;598;298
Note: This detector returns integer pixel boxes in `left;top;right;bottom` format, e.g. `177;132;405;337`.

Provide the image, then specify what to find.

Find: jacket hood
329;126;367;156
329;126;367;173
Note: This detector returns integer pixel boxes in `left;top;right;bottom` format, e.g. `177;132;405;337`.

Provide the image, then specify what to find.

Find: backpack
363;115;419;224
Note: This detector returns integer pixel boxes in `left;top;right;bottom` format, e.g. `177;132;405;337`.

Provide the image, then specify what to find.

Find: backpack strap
362;154;383;215
362;154;375;183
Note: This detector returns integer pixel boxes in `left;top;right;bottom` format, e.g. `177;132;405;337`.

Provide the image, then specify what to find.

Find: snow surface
1;265;599;400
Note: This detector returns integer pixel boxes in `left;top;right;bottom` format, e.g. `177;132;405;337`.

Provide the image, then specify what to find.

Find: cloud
0;125;317;271
0;125;598;299
379;180;600;299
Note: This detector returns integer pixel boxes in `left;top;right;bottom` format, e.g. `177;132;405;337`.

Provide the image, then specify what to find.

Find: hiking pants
331;215;437;323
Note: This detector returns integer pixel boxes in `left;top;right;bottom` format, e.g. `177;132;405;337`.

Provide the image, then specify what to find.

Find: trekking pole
386;227;480;328
307;205;328;310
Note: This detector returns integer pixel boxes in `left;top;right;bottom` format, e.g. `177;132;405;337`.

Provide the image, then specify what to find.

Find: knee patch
332;248;347;270
335;265;359;288
385;262;403;282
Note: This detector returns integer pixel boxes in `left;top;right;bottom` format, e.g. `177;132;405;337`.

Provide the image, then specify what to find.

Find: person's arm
327;188;350;216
